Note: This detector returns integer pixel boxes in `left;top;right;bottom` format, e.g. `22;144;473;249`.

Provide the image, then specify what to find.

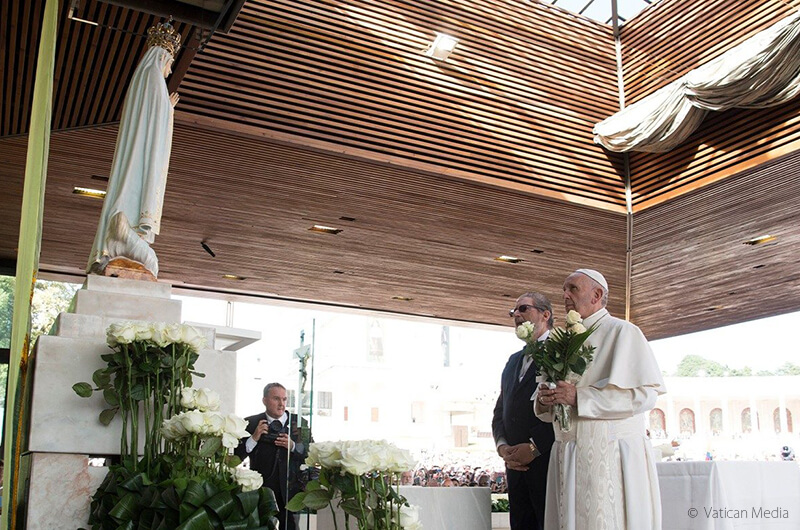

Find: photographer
235;383;312;530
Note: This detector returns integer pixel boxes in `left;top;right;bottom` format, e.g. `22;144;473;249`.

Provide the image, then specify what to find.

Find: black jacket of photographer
234;412;312;504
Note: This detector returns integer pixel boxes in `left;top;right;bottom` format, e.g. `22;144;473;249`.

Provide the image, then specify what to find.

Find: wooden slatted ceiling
176;0;627;211
0;123;628;328
620;0;799;104
631;147;800;340
618;0;800;209
0;0;192;137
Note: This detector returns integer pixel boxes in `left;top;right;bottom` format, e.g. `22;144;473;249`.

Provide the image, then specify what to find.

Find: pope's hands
538;381;577;407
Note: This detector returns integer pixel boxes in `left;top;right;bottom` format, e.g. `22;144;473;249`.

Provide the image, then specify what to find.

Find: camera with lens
260;420;289;444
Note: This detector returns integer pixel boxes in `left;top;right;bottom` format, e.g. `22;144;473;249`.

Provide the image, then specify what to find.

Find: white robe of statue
87;45;175;277
534;308;666;530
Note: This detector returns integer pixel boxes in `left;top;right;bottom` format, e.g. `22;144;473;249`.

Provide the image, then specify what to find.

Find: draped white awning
593;11;800;153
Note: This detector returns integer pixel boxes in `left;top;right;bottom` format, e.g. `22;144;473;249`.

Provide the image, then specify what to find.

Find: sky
649;311;800;375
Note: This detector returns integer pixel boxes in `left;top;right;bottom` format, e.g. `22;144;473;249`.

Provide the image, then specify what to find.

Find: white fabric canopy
594;11;800;153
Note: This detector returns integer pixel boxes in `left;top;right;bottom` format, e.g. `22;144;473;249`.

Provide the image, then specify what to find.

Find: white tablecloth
657;461;800;529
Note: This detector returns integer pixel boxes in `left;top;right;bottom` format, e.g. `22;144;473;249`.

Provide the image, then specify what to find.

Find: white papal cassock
534;308;666;530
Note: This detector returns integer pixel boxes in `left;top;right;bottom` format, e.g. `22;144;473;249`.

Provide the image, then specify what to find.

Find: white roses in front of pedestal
162;402;248;450
232;467;265;492
180;387;221;412
106;320;207;351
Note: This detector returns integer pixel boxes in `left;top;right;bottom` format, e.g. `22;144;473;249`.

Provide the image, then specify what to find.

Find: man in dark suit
492;292;555;530
235;382;312;530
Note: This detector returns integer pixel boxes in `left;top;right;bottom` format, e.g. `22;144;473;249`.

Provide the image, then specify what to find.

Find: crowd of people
399;452;507;491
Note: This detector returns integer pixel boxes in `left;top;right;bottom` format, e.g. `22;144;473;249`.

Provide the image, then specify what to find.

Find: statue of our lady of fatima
86;19;181;280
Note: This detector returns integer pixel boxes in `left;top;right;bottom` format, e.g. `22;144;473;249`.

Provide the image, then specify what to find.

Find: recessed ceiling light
222;274;246;281
495;255;523;264
425;33;459;61
744;235;777;246
72;186;106;199
392;296;413;301
309;225;343;235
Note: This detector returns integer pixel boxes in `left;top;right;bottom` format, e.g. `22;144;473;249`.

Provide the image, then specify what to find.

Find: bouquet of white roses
518;310;597;432
73;322;279;529
288;439;421;529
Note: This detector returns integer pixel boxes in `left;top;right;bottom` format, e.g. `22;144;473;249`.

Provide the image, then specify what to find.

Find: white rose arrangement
74;321;279;528
289;439;421;529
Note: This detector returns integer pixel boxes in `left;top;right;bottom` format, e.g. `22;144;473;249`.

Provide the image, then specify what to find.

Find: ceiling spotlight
222;274;246;281
309;225;343;235
72;186;106;199
425;33;459;61
392;296;413;301
495;255;523;264
744;234;777;246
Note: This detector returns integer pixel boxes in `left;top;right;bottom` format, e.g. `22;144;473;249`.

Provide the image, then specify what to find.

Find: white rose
164;323;184;344
368;440;393;472
180;388;197;410
162;415;188;439
565;310;582;326
569;323;586;334
386;445;416;473
180;324;207;351
108;321;136;345
202;412;225;436
398;504;421;528
150;322;170;347
133;321;152;341
515;321;535;342
179;410;206;434
339;441;374;475
221;432;241;450
194;388;221;412
307;441;342;468
233;467;264;492
223;414;249;439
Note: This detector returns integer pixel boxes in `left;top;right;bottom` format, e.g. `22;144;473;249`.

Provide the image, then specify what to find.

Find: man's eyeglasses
508;304;537;317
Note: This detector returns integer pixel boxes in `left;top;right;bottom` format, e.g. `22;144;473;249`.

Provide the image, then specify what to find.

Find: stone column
779;394;789;434
749;395;760;434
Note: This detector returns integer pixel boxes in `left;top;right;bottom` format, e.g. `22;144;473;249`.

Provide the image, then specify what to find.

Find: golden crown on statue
146;18;181;58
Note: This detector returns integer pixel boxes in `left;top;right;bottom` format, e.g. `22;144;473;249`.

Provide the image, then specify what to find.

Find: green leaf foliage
531;323;597;383
73;382;93;398
99;407;118;426
303;488;334;510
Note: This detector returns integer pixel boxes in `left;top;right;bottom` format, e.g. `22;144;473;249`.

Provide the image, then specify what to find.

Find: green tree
0;276;13;349
30;279;80;342
674;354;728;377
776;362;800;376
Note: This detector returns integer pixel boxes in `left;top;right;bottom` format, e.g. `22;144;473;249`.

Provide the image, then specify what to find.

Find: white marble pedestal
22;275;252;529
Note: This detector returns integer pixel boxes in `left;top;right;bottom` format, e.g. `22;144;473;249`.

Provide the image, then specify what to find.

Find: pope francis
535;269;666;530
